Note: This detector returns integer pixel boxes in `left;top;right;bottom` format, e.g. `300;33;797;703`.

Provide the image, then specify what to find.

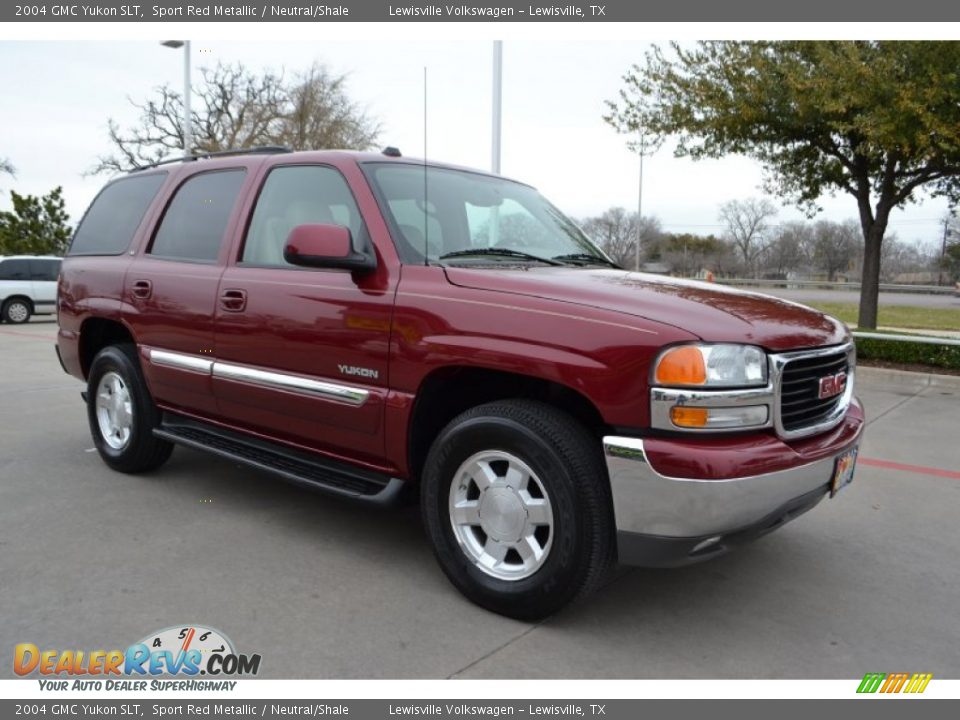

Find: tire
86;344;173;473
2;298;32;324
421;399;615;620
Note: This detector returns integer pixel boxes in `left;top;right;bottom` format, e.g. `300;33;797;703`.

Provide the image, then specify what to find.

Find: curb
857;365;960;390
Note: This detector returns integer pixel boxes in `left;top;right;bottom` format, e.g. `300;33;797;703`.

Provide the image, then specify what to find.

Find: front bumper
604;399;864;567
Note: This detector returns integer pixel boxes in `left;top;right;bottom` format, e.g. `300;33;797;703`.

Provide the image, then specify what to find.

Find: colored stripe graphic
858;672;932;694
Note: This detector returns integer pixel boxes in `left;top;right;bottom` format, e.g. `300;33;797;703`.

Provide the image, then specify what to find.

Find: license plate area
830;446;858;497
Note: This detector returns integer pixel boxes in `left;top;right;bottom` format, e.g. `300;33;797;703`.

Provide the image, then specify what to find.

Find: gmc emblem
818;371;847;400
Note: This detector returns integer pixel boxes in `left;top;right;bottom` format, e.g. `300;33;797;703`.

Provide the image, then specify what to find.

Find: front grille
778;350;850;433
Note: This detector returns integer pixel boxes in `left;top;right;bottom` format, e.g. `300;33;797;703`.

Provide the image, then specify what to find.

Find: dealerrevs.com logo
14;625;261;690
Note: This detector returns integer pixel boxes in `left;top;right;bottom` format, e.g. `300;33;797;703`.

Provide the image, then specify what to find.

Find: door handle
131;280;152;299
219;288;247;312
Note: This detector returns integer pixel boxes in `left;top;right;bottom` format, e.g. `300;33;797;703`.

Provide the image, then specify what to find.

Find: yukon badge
338;364;379;380
818;371;847;400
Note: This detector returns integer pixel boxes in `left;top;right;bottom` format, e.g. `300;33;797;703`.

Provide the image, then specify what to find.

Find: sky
0;39;948;248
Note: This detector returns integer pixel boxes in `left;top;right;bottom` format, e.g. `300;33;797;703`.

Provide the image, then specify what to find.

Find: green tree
606;41;960;329
0;187;72;256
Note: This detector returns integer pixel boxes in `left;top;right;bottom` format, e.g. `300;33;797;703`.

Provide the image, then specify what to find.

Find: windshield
365;163;613;267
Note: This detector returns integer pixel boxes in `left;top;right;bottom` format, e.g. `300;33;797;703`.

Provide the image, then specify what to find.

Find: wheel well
407;367;608;484
2;295;33;311
79;318;135;378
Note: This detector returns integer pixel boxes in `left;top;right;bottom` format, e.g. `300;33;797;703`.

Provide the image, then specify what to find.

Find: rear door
212;163;397;465
0;259;32;308
127;168;247;417
29;259;60;314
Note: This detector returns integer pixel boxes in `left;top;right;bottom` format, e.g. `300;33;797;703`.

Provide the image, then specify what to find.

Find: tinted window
0;259;30;281
30;259;61;281
70;173;166;255
151;170;246;262
242;166;365;267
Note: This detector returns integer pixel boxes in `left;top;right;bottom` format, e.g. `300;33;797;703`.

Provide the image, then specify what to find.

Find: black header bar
5;0;960;22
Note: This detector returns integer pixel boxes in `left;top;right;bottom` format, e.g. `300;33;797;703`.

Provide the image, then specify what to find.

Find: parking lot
1;318;958;679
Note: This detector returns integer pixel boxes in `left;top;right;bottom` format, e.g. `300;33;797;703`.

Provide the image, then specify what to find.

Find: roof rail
132;145;293;171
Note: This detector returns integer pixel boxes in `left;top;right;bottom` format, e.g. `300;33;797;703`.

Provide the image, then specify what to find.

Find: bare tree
764;221;812;278
719;198;778;277
811;220;861;281
0;158;14;177
580;208;661;268
280;63;381;151
92;62;380;174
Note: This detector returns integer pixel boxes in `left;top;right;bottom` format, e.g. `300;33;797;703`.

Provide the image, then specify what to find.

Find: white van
0;255;62;323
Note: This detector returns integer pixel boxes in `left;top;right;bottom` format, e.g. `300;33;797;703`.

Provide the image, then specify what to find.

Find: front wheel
421;400;615;620
87;344;173;473
2;298;32;324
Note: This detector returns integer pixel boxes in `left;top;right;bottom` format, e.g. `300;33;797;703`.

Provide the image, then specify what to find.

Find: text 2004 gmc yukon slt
57;147;863;619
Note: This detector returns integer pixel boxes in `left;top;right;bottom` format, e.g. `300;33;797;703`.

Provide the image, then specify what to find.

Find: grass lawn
807;302;960;332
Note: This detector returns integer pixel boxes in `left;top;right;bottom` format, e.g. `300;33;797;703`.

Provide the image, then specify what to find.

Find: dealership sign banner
5;0;960;22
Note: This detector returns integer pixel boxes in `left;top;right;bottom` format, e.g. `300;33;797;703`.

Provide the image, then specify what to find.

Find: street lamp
161;40;191;157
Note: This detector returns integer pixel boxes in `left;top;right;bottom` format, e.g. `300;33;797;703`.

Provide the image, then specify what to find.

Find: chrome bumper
603;435;859;565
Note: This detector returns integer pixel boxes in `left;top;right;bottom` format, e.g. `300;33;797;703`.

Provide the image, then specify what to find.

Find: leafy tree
606;41;960;328
659;232;729;276
92;62;380;174
718;198;777;277
0;187;72;256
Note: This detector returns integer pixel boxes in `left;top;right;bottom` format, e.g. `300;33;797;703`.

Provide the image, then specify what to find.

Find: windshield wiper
551;253;621;268
438;247;564;266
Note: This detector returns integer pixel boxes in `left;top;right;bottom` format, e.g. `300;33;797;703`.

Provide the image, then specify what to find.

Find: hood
443;267;848;352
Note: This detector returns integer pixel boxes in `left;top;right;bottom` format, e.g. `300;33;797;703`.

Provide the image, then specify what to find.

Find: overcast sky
0;39;948;247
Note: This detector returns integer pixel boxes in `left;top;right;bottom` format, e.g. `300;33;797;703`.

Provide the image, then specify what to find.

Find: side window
242;166;365;267
29;260;60;281
150;170;246;262
0;259;30;281
69;173;167;256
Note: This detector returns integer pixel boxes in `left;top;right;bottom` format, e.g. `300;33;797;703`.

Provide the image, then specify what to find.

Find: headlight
653;343;768;388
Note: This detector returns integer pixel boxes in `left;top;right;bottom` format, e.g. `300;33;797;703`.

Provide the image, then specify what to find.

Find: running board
154;414;405;505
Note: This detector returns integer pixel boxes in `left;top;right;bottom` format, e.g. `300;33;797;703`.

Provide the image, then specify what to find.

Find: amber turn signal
655;346;707;386
669;406;709;428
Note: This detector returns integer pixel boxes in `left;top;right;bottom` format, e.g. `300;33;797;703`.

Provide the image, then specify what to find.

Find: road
1;319;958;678
734;286;960;309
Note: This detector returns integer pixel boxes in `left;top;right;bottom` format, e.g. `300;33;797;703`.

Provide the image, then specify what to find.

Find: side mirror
283;224;376;272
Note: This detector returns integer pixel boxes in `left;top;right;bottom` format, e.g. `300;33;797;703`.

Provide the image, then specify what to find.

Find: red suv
56;147;863;619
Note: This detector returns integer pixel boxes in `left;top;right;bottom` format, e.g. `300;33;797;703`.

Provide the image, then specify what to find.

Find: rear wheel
421;399;614;620
2;298;32;324
87;344;173;473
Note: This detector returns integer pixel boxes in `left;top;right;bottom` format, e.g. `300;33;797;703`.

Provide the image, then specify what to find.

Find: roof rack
132;145;292;172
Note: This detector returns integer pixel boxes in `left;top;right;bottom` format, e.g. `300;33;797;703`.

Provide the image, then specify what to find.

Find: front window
365;163;614;268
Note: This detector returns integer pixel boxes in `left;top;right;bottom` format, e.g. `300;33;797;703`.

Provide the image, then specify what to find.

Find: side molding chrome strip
146;347;369;407
149;349;214;374
212;362;369;406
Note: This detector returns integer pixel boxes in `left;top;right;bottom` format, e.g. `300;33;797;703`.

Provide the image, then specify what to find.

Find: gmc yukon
56;147;863;619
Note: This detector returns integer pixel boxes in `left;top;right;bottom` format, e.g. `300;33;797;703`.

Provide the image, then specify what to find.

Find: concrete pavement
1;319;957;678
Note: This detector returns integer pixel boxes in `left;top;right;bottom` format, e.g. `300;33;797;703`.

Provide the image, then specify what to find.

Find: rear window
69;173;167;256
149;170;246;263
0;259;31;281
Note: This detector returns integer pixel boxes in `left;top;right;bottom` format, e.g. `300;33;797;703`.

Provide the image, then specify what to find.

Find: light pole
161;40;191;157
491;40;502;175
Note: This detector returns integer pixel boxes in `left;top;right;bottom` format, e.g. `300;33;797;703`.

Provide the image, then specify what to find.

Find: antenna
423;66;429;266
